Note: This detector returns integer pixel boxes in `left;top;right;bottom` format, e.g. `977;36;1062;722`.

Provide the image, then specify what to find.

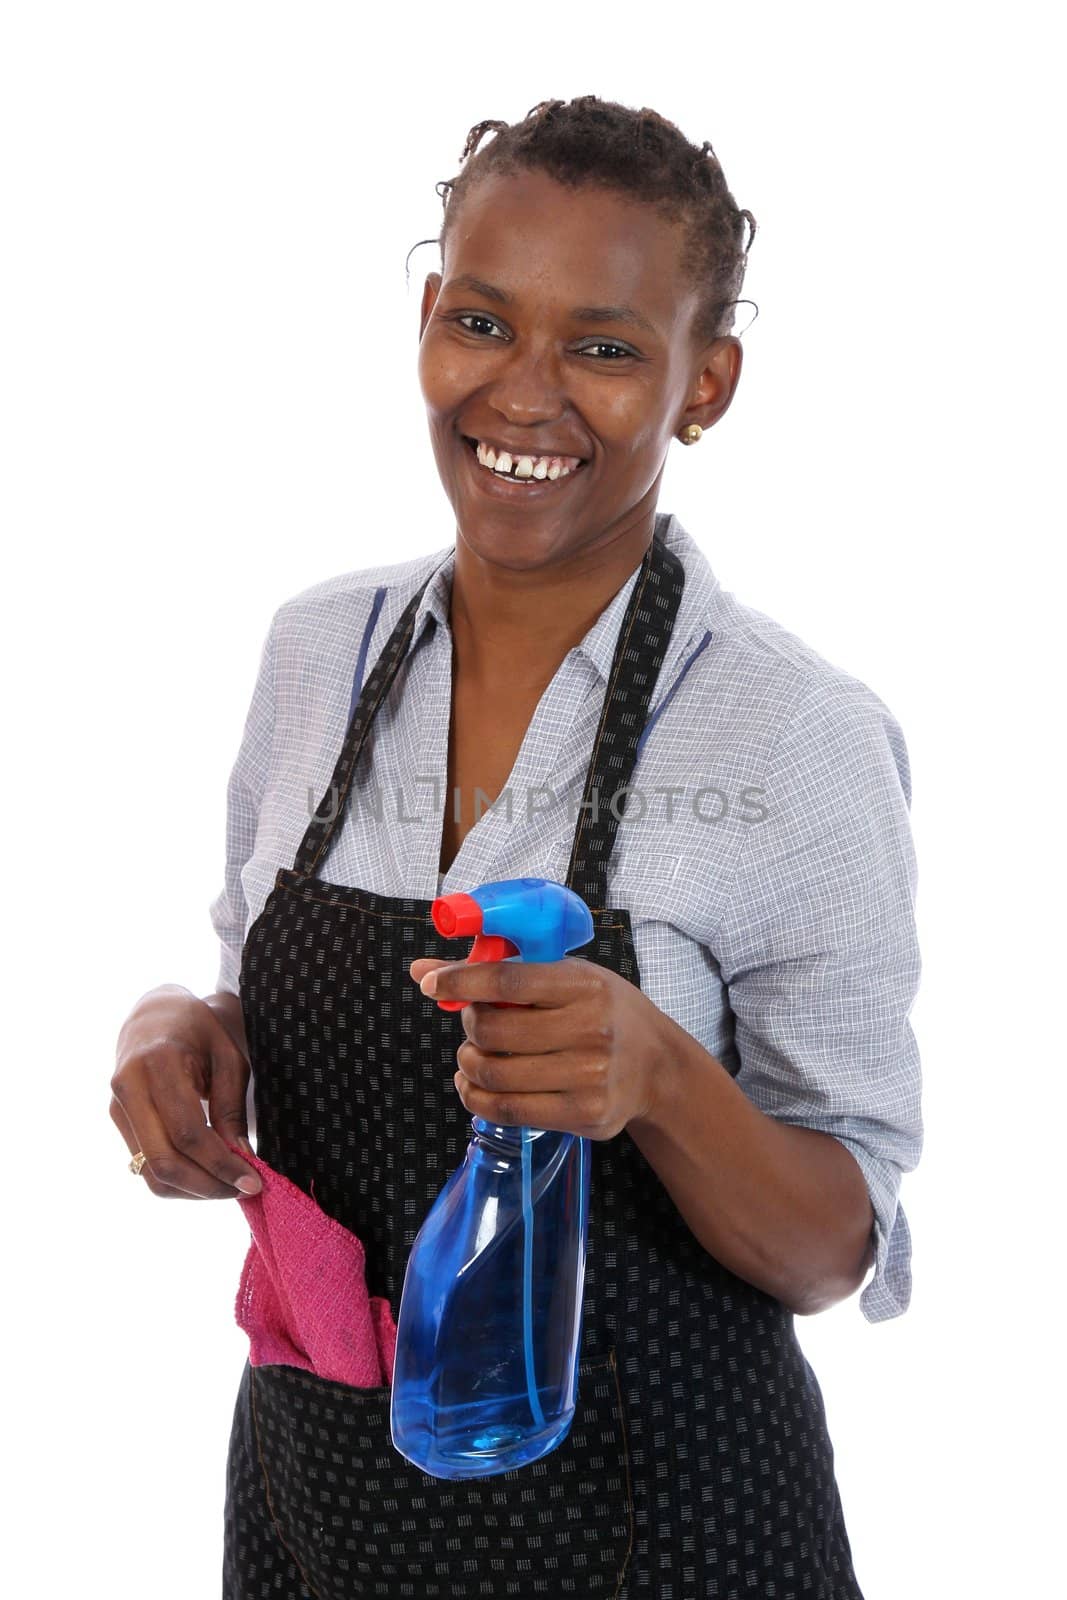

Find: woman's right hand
110;984;262;1198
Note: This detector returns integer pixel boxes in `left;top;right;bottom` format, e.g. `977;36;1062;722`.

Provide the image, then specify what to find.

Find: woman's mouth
459;435;589;496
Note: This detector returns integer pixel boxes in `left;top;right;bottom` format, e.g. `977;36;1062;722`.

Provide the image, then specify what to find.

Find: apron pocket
250;1351;634;1599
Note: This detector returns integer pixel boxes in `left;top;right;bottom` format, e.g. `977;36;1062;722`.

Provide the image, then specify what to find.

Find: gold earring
679;424;703;445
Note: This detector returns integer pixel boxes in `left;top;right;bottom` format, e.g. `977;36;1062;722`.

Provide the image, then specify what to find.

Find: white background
3;4;1062;1595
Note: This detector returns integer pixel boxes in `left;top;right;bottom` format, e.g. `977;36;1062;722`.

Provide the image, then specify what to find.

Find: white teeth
473;438;581;481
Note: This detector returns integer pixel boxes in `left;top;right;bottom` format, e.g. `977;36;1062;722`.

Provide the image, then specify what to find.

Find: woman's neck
447;519;654;689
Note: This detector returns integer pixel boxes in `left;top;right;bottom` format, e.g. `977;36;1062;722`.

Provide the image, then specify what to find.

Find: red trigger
469;934;519;964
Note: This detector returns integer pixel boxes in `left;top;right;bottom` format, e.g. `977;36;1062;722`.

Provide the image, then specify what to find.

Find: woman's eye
452;315;636;362
577;341;634;361
455;314;505;338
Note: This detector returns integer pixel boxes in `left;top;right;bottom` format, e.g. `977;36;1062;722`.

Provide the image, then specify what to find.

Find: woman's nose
485;340;567;425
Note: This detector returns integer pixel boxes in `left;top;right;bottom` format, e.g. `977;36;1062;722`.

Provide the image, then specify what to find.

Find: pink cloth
227;1141;397;1387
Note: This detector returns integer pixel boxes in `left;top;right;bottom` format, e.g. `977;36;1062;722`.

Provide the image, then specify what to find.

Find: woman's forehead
444;168;691;330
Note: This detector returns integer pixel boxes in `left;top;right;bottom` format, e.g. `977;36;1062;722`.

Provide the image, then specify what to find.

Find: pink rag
227;1141;397;1388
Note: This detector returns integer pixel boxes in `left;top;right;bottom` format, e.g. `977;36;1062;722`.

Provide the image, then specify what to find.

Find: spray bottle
390;877;595;1480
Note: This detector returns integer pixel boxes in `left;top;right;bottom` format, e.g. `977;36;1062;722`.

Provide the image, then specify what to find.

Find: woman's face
418;167;741;570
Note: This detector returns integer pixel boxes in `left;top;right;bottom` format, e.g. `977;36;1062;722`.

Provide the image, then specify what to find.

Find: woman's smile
458;431;590;502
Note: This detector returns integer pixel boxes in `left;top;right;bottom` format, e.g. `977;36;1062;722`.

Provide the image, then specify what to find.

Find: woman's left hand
407;955;670;1139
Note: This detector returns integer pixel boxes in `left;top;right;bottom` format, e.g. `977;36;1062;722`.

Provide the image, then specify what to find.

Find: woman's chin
453;518;569;566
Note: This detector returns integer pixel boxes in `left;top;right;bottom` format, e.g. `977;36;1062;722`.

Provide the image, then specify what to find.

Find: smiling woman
111;93;922;1600
415;111;754;588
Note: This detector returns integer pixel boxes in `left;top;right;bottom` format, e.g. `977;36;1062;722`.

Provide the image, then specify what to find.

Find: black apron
222;526;866;1599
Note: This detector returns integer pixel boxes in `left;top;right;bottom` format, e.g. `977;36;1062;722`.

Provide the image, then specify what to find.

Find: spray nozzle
428;878;595;1013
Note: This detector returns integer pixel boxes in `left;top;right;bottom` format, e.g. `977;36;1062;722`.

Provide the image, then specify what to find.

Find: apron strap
294;560;447;878
564;526;686;907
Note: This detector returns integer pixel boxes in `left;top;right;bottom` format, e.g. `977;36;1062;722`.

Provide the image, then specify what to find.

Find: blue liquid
390;1122;591;1479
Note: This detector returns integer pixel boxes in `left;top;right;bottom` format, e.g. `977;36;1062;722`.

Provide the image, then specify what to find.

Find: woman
111;96;922;1598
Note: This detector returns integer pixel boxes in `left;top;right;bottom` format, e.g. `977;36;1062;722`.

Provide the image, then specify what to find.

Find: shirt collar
406;510;721;686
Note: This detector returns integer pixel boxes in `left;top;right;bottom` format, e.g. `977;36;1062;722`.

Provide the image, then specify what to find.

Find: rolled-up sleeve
208;610;279;996
712;674;923;1322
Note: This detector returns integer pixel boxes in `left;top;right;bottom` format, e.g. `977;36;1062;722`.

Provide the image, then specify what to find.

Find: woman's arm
628;672;921;1320
204;606;281;1073
627;1028;876;1316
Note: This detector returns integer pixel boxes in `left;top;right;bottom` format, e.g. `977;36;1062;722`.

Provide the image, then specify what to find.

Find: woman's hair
423;95;757;346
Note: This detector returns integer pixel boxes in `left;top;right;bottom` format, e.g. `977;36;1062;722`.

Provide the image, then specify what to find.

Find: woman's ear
681;335;744;434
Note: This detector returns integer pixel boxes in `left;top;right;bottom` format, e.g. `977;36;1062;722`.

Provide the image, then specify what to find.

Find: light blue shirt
210;510;923;1323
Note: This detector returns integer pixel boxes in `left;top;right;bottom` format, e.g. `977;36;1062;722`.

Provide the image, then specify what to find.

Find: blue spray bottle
390;877;595;1480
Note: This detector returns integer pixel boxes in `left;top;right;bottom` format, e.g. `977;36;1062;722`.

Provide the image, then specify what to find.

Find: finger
457;999;581;1058
454;1042;577;1098
452;1062;576;1136
408;957;455;981
419;955;587;1007
150;1053;263;1197
110;1089;205;1200
114;1051;259;1199
110;1093;172;1197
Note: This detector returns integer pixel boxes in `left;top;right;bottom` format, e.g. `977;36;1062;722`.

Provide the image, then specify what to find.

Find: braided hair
422;95;757;347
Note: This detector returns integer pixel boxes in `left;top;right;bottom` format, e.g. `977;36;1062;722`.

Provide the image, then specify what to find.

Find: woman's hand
110;984;262;1198
407;956;670;1139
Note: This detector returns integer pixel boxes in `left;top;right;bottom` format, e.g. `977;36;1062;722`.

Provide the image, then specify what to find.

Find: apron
222;526;866;1600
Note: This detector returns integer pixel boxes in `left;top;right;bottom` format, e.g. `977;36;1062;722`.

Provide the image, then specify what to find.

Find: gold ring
129;1151;147;1176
